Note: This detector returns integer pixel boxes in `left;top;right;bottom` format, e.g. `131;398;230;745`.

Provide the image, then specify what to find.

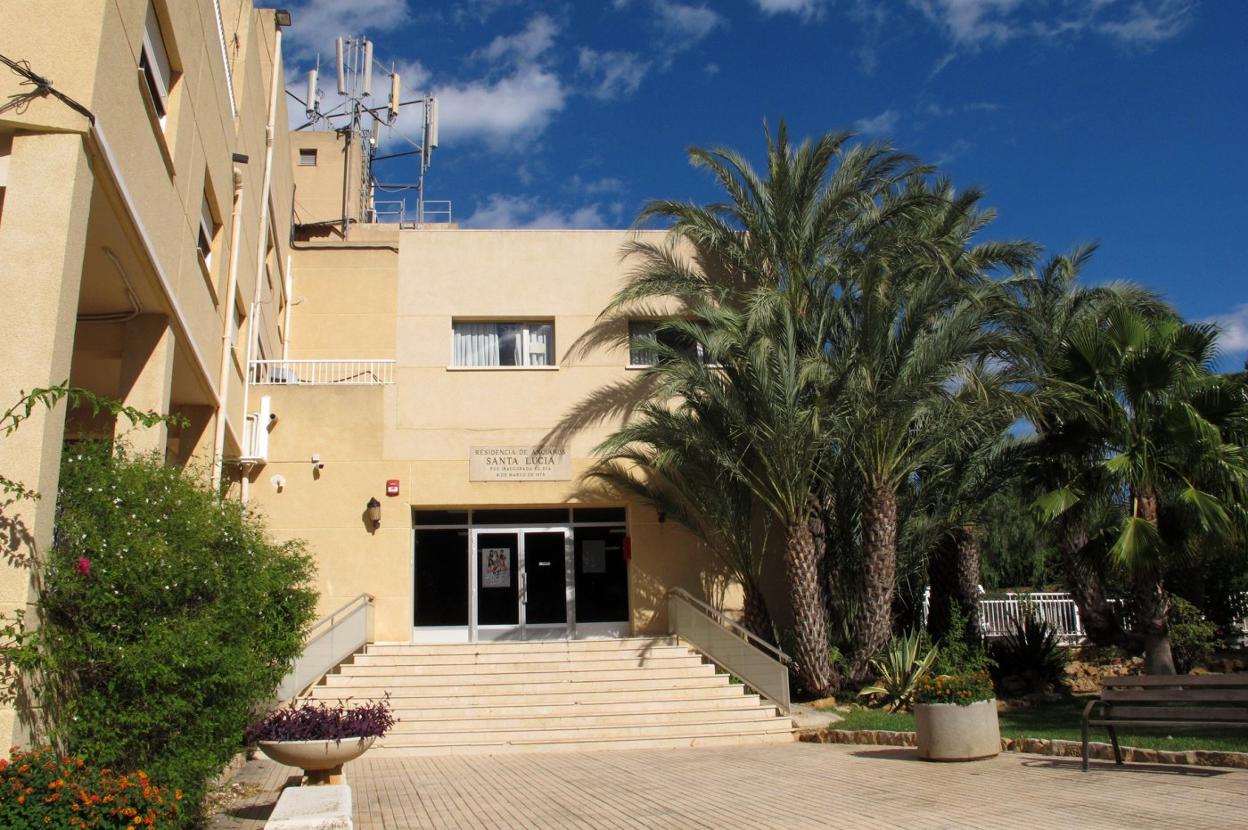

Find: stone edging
798;729;1248;770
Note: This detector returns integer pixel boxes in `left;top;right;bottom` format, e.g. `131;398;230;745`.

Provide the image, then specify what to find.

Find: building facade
0;1;737;745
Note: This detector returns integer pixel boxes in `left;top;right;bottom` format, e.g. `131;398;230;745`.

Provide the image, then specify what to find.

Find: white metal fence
250;359;395;386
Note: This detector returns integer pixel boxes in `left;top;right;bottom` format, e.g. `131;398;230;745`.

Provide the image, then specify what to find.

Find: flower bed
0;747;182;829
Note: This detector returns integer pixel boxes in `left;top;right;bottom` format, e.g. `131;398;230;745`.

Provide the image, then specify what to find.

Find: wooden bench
1081;673;1248;771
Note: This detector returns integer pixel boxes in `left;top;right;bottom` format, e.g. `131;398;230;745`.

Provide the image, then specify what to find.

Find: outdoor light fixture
366;497;381;529
274;9;293;28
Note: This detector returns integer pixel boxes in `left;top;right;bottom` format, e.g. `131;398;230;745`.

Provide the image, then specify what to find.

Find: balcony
249;359;395;386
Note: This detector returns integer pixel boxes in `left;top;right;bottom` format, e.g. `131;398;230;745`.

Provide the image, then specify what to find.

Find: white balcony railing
249;359;395;386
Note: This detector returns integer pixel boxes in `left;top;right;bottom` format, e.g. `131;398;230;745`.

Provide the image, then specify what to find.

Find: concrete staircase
307;637;795;756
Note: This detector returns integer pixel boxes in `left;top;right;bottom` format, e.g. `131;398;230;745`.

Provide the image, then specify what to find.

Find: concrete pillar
116;314;175;454
0;131;94;746
167;404;215;469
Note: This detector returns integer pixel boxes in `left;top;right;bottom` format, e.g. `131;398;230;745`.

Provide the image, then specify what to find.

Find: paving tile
207;743;1247;830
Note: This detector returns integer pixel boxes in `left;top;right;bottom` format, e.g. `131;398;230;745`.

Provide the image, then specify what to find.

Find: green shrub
932;603;992;676
0;746;182;829
856;629;938;712
1168;595;1217;673
3;442;316;826
913;671;995;705
989;612;1068;692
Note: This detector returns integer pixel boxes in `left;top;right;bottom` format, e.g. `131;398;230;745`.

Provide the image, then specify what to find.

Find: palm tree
1005;247;1173;647
829;180;1037;681
566;123;921;696
1036;308;1248;673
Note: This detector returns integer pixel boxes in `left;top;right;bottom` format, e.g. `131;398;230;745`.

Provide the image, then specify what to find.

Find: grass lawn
834;700;1248;753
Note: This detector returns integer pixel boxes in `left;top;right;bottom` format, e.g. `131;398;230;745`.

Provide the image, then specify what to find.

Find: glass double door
472;527;573;640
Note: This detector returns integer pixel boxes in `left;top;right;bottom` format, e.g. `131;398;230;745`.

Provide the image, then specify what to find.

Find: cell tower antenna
303;35;443;231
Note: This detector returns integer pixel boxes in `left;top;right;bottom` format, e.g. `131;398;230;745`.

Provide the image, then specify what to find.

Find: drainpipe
211;166;246;491
239;18;284;503
281;252;293;360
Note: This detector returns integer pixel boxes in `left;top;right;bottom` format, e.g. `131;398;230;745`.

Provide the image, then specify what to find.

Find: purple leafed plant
245;696;397;743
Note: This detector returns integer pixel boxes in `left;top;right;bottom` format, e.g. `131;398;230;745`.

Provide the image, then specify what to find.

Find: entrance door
471;527;572;641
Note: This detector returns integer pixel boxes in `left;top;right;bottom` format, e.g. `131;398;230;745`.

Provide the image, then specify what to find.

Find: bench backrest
1100;673;1248;722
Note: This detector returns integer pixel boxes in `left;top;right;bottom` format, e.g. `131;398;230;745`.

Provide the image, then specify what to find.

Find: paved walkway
208;743;1247;829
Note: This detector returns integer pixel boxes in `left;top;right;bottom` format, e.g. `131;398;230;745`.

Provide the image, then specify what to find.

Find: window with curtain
628;320;707;367
452;321;554;367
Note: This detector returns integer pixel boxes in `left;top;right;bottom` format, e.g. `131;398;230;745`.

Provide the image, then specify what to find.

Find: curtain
527;323;552;366
453;323;499;366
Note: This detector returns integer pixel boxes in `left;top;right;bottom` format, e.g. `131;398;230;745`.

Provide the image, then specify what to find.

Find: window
628;320;709;367
298;148;318;166
452;321;554;367
139;3;174;126
197;191;216;268
229;298;245;351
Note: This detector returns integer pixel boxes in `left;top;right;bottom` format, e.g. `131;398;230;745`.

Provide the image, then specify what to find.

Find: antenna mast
303;36;440;231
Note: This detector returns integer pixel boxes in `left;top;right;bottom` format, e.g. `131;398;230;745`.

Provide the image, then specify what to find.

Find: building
0;1;740;747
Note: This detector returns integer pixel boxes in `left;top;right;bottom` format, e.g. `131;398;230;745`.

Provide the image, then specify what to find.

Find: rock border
798;729;1248;770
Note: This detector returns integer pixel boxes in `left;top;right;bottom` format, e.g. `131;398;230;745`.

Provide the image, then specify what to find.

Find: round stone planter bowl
257;737;377;784
914;699;1000;762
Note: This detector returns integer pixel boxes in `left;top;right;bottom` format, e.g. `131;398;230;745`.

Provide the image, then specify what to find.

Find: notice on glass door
482;548;511;588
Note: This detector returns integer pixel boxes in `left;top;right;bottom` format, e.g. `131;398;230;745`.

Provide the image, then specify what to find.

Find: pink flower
75;557;91;575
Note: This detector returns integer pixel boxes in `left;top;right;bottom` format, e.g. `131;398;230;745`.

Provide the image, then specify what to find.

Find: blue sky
271;0;1248;365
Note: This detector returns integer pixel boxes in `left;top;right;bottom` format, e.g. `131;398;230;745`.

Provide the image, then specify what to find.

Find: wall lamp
274;9;293;28
366;497;381;530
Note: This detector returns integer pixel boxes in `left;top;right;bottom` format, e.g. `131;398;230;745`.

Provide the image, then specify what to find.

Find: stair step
352;646;695;667
388;707;779;733
312;675;736;698
378;716;791;745
365;637;677;656
308;684;752;707
382;694;766;719
340;655;705;676
323;664;717;687
369;728;795;757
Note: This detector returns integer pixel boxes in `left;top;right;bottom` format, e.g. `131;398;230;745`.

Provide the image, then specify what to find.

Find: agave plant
989;611;1067;690
857;629;938;712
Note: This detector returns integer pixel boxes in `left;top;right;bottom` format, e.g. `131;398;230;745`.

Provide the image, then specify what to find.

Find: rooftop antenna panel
335;37;346;95
362;40;373;96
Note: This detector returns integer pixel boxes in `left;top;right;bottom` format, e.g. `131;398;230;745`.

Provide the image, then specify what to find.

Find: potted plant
912;670;1000;761
245;697;396;784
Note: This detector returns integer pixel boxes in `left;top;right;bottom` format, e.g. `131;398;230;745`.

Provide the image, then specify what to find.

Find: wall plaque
470;446;571;481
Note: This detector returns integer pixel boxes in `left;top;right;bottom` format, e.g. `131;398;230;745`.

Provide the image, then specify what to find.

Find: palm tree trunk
850;484;897;682
1057;519;1127;647
782;519;837;697
742;579;774;642
928;527;982;641
1134;487;1176;675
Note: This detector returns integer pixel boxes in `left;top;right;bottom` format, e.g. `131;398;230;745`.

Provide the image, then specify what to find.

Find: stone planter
914;699;1000;762
257;737;377;784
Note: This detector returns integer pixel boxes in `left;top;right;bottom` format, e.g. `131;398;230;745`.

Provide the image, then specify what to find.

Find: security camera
311;453;325;470
269;412;278;422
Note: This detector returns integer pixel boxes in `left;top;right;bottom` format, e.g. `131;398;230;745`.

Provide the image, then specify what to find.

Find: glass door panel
476;532;519;633
524;531;568;626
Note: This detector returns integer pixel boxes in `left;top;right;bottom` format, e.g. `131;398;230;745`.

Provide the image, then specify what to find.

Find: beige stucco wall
248;229;740;642
0;1;295;745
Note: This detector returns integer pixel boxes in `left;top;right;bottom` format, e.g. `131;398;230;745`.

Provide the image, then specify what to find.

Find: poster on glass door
482;548;511;588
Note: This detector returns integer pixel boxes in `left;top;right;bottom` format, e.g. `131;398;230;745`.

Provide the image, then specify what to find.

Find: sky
266;0;1248;367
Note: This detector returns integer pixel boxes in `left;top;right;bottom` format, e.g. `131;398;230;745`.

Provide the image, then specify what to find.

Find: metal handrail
667;588;791;665
304;592;374;644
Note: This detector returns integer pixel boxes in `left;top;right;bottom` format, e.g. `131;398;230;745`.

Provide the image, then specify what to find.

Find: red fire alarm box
385;479;400;496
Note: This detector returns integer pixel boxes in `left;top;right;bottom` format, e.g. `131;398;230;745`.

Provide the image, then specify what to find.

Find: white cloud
653;1;724;45
567;176;626;195
461;194;612;229
909;0;1025;47
752;0;830;19
278;0;410;59
578;49;651;99
1097;0;1194;43
474;14;558;63
431;67;566;150
1211;304;1248;354
853;109;900;137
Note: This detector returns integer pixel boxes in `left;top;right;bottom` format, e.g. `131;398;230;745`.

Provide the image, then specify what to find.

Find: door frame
469;526;574;642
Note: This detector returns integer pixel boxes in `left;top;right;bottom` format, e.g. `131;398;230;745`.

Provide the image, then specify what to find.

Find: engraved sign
470;446;571;481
